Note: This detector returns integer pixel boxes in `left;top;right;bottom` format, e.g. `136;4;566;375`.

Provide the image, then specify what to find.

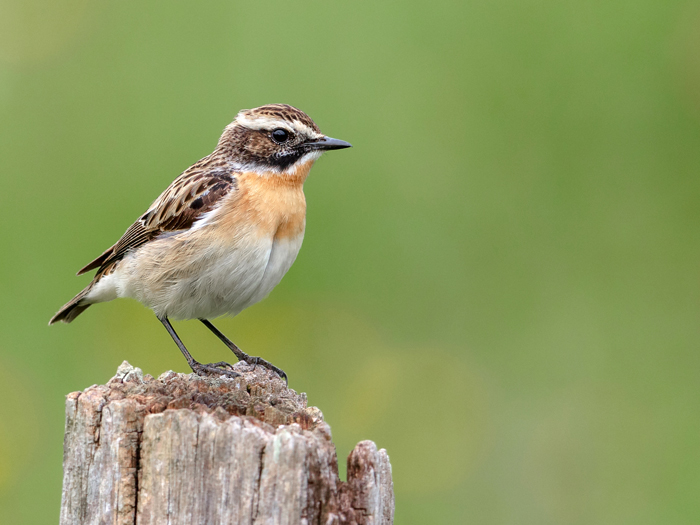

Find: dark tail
49;287;92;325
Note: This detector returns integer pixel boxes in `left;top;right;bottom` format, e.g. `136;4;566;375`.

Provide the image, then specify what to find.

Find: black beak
309;136;352;151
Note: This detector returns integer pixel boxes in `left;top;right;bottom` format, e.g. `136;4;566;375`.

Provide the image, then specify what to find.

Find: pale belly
96;230;304;320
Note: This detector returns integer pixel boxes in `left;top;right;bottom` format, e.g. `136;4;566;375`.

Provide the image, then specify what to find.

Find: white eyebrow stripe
234;115;324;139
235;115;292;131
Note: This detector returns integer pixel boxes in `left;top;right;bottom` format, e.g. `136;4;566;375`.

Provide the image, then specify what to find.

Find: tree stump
60;361;394;525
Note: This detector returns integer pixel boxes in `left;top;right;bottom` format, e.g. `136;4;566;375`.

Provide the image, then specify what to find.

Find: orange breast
217;164;310;241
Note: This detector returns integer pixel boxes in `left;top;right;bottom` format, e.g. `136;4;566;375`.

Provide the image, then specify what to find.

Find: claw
245;356;287;386
191;361;240;379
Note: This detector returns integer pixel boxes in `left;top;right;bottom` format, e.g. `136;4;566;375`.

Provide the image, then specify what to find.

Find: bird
49;104;351;382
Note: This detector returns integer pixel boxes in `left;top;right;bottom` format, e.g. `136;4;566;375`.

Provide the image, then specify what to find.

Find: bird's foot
242;355;288;386
190;361;240;379
197;319;288;385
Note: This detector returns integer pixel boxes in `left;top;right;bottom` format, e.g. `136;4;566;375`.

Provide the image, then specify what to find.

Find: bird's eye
271;128;290;144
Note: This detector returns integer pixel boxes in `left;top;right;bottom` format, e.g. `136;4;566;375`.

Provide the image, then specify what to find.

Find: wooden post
60;361;394;525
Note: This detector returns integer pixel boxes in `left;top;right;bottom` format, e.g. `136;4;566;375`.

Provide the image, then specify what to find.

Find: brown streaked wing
77;166;237;276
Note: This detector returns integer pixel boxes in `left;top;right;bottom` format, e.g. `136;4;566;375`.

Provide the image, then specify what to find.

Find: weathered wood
60;361;394;525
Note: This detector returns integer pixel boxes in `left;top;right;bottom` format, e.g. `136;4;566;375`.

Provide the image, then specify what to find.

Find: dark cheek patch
230;127;309;171
269;150;303;170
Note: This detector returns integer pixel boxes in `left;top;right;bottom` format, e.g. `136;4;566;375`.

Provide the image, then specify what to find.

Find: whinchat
50;104;351;382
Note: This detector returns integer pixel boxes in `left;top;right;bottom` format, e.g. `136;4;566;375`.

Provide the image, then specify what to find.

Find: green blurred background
1;0;699;523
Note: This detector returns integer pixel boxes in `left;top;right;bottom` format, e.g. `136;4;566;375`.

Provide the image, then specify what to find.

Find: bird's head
219;104;351;176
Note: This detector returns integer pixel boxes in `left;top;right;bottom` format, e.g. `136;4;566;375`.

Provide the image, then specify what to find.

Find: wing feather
78;161;237;276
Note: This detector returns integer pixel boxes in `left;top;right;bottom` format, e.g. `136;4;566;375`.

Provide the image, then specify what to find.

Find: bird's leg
200;319;288;385
158;316;239;379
